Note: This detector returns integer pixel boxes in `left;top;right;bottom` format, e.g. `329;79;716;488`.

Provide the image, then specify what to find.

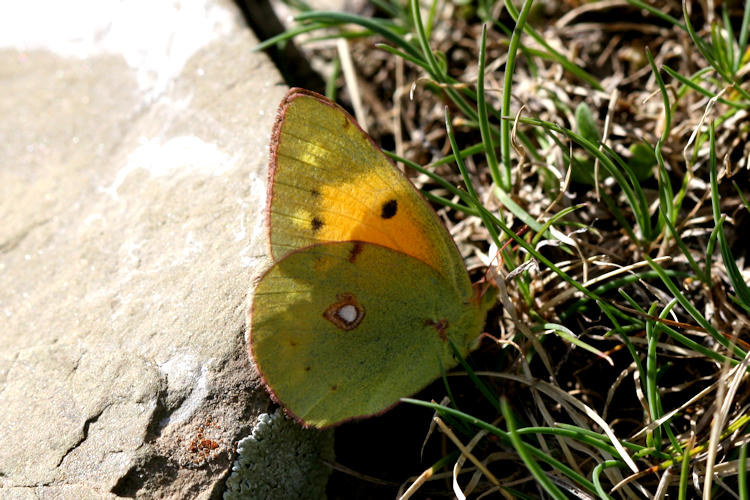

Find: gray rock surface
0;0;330;497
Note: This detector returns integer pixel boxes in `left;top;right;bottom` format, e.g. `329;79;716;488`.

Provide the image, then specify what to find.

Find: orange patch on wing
314;171;440;269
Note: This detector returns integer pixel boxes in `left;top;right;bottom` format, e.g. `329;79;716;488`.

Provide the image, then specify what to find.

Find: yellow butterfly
249;88;494;428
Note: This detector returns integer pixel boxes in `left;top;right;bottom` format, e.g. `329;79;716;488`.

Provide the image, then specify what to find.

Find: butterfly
248;88;494;428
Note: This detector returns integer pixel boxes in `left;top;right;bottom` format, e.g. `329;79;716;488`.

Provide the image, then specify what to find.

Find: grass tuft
255;1;750;497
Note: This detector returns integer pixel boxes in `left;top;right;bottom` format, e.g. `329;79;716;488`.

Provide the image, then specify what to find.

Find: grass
254;0;750;497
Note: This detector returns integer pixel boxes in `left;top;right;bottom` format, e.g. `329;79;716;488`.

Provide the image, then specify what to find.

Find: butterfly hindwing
250;241;484;428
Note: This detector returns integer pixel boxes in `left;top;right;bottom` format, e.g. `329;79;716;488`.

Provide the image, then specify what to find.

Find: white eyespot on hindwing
323;293;365;331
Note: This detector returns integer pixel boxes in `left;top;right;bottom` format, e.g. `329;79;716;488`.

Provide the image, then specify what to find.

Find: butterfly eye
323;293;365;331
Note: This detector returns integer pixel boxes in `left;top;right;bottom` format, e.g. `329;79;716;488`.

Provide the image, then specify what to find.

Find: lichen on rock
224;410;334;499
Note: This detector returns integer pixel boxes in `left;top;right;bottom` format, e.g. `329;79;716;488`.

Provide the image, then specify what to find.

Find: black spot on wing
380;199;398;219
311;217;324;232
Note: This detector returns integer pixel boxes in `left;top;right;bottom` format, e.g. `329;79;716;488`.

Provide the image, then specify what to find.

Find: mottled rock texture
0;0;333;497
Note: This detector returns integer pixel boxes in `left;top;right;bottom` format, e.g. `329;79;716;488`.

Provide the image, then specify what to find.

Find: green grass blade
444;107;479;200
295;11;417;56
626;0;685;29
542;323;613;362
646;256;747;360
722;3;736;71
385;152;474;208
660;206;708;283
678;439;692;500
645;302;663;451
712;21;731;75
516;116;649;243
709;123;750;310
408;0;477;120
403;399;605;495
252;22;327;52
739;441;748;499
739;0;750;60
645;48;676;233
476;24;502;188
662;65;749;109
592;460;625;499
374;42;429;68
734;181;750;212
502;398;569;500
499;0;535;191
682;2;722;72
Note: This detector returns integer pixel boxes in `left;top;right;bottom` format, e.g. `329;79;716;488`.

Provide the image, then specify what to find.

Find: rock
0;0;332;497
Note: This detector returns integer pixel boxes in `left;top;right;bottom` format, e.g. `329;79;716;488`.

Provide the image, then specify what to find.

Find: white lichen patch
223;410;334;500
